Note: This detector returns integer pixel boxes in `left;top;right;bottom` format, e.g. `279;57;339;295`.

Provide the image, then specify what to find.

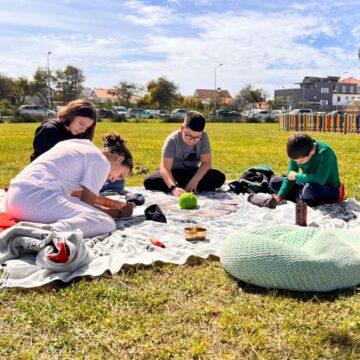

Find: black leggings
144;168;226;193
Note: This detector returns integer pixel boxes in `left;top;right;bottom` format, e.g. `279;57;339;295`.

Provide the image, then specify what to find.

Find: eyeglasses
184;130;202;142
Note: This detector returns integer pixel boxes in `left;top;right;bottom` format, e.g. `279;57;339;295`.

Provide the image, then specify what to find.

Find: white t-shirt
11;139;110;195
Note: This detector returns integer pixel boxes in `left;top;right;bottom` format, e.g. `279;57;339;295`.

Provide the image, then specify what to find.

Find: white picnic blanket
0;187;359;288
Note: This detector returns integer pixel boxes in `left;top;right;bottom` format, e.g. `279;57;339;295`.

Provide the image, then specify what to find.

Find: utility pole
47;51;52;108
214;63;223;116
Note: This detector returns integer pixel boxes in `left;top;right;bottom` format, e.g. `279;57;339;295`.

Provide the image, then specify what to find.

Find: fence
279;113;360;134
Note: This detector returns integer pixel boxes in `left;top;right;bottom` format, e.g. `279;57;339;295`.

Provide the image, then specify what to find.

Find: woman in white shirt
5;133;134;238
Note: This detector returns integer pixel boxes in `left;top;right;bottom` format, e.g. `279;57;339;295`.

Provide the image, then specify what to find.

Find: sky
0;0;359;98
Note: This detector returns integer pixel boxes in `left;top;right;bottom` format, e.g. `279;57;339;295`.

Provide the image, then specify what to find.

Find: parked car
18;105;56;118
145;109;157;118
288;109;314;115
215;109;241;117
252;110;273;119
271;109;286;118
96;107;114;118
111;106;127;116
327;110;345;118
170;109;189;120
126;108;154;119
155;110;170;119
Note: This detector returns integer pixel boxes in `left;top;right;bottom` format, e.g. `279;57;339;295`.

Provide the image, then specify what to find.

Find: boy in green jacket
271;133;341;206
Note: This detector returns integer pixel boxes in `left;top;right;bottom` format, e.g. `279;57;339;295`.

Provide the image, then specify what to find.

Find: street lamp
47;51;52;109
214;63;223;116
335;72;349;111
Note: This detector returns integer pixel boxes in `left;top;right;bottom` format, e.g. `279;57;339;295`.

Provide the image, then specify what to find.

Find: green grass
0;123;360;359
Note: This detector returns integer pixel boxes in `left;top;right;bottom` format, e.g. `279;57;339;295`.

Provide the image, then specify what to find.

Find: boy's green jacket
278;140;341;197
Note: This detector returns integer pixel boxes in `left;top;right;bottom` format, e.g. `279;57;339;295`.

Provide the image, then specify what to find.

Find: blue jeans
270;176;339;206
100;179;125;194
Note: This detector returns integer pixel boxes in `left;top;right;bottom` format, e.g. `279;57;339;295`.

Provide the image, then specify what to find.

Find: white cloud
135;10;355;95
0;1;358;98
120;0;176;28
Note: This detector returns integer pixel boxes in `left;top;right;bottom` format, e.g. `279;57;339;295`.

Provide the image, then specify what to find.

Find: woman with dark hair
6;133;134;238
30;99;97;162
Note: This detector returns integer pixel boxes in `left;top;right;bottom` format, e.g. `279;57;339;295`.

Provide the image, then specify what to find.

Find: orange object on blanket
338;183;345;202
0;212;18;232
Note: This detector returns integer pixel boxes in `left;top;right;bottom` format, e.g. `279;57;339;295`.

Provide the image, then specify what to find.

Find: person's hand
287;171;297;181
69;189;82;198
107;203;134;218
103;198;128;209
172;187;186;197
273;194;283;203
185;178;199;193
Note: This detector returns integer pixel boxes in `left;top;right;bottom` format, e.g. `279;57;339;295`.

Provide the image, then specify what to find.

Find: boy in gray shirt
144;111;225;196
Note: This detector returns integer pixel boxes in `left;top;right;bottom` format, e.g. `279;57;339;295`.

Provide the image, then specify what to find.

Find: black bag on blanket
126;193;145;206
229;165;274;195
144;204;167;223
247;193;278;209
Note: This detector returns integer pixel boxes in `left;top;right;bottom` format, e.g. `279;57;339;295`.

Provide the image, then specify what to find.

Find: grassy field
0;122;359;359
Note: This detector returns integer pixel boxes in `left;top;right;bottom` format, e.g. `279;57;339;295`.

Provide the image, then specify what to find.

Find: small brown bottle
295;199;307;226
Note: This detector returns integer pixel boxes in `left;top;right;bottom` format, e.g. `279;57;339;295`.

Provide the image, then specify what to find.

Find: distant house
274;75;360;111
90;88;140;103
193;89;233;104
341;77;360;112
339;77;360;85
81;87;93;99
90;88;118;102
256;101;267;110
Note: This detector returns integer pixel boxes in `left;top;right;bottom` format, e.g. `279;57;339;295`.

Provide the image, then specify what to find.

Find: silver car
170;109;188;120
19;105;56;117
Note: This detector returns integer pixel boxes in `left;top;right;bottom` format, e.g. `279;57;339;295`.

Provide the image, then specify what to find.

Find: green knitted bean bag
220;225;360;292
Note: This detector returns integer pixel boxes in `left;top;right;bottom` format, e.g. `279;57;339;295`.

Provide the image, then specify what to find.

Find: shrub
11;114;44;123
207;114;243;123
245;117;261;123
126;118;160;123
161;117;182;123
0;99;16;116
264;116;279;123
111;114;127;122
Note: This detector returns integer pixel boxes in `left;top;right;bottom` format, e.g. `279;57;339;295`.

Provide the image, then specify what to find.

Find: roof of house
194;89;232;100
91;88;141;102
339;77;360;85
193;89;232;103
92;88;118;100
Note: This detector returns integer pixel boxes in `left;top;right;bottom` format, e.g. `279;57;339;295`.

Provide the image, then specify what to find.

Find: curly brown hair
102;132;133;171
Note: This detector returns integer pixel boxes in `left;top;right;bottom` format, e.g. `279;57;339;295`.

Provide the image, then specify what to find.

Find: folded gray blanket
0;222;93;285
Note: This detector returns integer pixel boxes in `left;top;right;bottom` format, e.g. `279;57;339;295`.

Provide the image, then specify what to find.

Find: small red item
47;241;70;263
4;187;8;193
338;183;345;202
149;236;165;248
0;212;18;232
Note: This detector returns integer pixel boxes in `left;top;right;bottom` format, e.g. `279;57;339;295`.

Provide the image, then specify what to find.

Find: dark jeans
144;168;226;193
270;176;339;206
100;179;125;194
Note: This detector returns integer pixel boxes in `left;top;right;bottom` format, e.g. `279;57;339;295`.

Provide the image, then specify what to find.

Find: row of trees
0;64;279;116
3;45;360;114
0;65;85;108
